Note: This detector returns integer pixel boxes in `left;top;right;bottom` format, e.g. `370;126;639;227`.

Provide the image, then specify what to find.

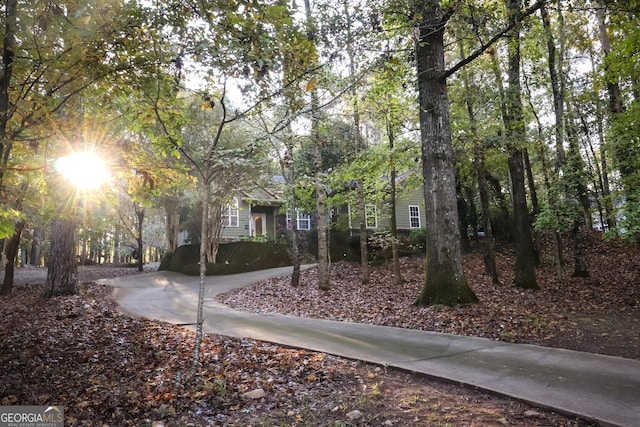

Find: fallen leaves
1;233;620;426
219;231;640;360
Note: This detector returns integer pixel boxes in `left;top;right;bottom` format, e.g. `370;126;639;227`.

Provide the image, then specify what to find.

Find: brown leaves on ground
0;282;589;426
219;231;640;360
3;232;631;426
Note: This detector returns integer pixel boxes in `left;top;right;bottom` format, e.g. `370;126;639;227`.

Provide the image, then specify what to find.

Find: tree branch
441;0;545;80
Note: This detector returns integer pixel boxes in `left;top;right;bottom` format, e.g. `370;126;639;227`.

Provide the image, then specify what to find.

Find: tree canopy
1;0;638;304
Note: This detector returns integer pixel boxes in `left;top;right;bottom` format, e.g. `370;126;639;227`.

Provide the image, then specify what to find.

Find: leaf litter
2;233;632;426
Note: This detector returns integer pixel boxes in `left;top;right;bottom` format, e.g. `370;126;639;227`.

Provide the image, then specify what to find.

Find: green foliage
368;230;401;262
408;228;427;250
0;209;23;239
295;118;359;175
610;101;640;197
534;202;581;233
611;189;640;243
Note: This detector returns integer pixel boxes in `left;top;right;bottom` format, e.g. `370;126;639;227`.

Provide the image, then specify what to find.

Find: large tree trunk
505;0;538;289
523;148;541;266
45;218;78;296
414;1;477;306
1;221;24;295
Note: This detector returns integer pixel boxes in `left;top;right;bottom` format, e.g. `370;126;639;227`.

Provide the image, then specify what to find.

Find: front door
252;213;266;237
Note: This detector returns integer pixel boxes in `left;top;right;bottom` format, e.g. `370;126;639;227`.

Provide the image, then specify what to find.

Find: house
221;186;285;240
178;171;426;247
345;170;427;233
177;184;287;245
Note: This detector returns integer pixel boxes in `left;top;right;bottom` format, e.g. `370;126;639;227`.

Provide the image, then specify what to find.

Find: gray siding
395;187;426;230
350;187;426;231
221;200;252;240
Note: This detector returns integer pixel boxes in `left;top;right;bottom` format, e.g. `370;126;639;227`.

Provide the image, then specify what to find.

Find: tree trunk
164;200;180;251
1;221;24;295
135;205;145;272
304;0;329;291
540;2;566;169
192;179;210;375
357;180;369;283
525;77;565;278
344;0;369;285
315;138;330;291
597;7;638;201
45;218;78;296
0;0;17;188
505;0;538;290
113;224;122;263
30;225;44;266
523;148;541;266
459;57;500;283
591;83;616;229
283;125;301;287
457;182;472;253
388;120;402;285
414;1;477;306
288;179;301;287
571;224;589;278
565;108;593;229
205;199;223;264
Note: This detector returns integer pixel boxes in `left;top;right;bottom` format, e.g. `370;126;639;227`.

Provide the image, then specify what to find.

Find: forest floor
1;231;637;426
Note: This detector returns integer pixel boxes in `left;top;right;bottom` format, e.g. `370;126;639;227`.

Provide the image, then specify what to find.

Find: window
226;197;239;227
287;210;311;231
409;205;421;228
365;204;377;228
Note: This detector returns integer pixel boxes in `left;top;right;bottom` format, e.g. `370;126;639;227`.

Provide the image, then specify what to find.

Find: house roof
237;185;284;206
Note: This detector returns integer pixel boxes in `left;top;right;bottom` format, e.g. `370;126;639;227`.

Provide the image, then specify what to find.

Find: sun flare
55;151;110;190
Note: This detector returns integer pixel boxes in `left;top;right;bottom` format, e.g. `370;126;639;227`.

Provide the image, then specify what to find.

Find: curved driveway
98;267;640;427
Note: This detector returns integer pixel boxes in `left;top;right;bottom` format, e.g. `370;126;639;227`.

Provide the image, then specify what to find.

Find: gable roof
237;185;284;206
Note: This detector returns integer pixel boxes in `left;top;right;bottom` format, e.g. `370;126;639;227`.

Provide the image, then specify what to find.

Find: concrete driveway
99;267;640;427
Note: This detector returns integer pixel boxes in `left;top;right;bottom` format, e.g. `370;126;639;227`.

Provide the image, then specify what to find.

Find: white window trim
365;204;378;229
409;205;421;228
227;197;239;227
287;209;311;231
